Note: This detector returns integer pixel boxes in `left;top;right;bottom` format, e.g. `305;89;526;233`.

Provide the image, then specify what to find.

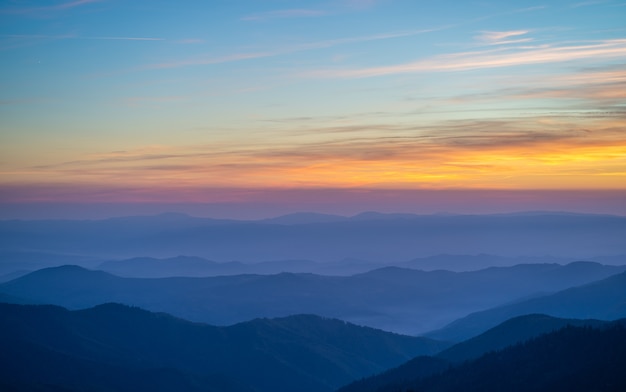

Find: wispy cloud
240;0;386;21
1;33;164;41
142;28;440;70
123;95;186;107
81;36;164;41
479;30;529;42
429;64;626;114
306;39;626;78
512;5;548;13
476;30;533;45
341;0;385;10
241;9;327;21
0;0;104;16
175;38;205;44
52;0;103;10
570;0;609;8
144;51;273;70
0;33;164;51
516;68;626;103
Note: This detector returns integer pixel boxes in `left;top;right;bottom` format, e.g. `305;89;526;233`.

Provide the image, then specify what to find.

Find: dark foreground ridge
0;302;446;392
339;318;626;392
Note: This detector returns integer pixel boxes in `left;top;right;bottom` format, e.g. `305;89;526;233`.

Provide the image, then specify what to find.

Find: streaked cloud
570;1;609;8
81;36;164;41
144;51;274;70
1;33;165;41
142;28;439;70
307;39;626;78
175;38;205;44
240;0;384;21
241;9;327;21
123;95;186;107
49;0;103;10
0;33;164;51
341;0;385;10
476;30;533;45
0;0;104;16
435;66;626;112
478;30;529;42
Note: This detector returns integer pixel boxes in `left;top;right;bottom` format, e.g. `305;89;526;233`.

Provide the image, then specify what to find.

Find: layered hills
2;262;623;335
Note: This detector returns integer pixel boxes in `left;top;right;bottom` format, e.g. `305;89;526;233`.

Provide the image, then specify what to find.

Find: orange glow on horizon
3;133;625;195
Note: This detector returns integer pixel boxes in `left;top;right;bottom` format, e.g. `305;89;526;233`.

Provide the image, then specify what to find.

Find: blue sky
1;0;625;218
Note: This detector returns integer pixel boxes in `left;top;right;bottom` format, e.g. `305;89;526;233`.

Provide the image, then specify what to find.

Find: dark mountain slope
436;314;608;363
427;270;626;341
339;314;616;392
0;302;446;392
338;356;450;392
339;321;626;392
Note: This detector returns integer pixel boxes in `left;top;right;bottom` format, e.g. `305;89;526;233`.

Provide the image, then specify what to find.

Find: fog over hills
427;270;626;341
2;262;624;335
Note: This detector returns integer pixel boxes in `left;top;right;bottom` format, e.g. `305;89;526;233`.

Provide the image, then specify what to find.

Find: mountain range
2;211;625;391
2;261;624;335
2;212;624;264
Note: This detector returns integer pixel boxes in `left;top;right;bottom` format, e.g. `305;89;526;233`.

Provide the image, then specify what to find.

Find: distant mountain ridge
97;255;622;277
2;212;624;262
4;248;623;279
2;262;625;335
97;256;327;277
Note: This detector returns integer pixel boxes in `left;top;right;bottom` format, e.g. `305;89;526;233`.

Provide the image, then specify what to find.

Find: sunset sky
1;0;625;218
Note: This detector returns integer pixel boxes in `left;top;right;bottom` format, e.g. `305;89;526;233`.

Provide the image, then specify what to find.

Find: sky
1;0;625;219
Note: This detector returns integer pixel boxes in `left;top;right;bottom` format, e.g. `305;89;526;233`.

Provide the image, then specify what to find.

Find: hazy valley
1;212;626;391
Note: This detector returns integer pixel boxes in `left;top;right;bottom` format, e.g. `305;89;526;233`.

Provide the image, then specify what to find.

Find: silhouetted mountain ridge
0;302;446;392
339;317;626;392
